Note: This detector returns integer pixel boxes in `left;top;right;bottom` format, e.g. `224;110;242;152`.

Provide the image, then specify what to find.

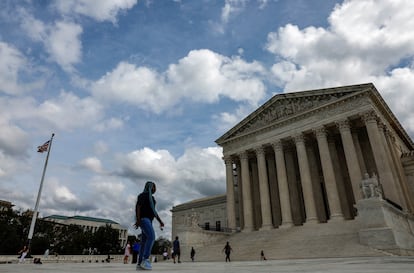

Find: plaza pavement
1;256;414;273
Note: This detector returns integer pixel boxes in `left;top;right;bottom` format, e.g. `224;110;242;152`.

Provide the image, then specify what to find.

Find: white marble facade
216;83;414;232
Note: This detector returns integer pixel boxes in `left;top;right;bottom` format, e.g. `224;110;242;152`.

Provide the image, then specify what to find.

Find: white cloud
0;42;44;95
46;21;83;72
0;91;120;135
118;146;225;198
94;117;124;132
35;91;103;131
214;103;257;131
41;177;95;212
221;0;248;24
119;147;178;182
113;145;225;233
0;42;27;95
90;178;125;200
0;151;28;179
176;147;224;181
91;49;266;113
79;157;105;174
91;62;165;113
0;97;33;158
20;10;83;72
53;0;138;23
265;0;414;136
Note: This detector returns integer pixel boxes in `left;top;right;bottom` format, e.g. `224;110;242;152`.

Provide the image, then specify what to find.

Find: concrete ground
1;256;414;273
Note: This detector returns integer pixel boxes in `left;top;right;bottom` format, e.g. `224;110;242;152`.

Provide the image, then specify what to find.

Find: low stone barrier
0;255;124;264
0;254;166;264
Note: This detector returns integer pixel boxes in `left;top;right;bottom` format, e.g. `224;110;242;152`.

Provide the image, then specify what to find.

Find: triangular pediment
216;83;374;144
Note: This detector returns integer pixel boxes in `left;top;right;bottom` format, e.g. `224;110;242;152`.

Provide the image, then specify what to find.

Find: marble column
337;119;363;202
272;140;293;227
314;127;344;220
384;129;414;212
351;129;367;176
239;151;254;231
378;123;407;210
255;147;273;230
294;134;318;223
224;156;237;230
328;136;353;219
362;111;400;205
285;145;303;225
235;160;244;229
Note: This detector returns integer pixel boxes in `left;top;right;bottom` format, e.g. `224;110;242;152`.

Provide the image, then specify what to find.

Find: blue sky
1;0;414;239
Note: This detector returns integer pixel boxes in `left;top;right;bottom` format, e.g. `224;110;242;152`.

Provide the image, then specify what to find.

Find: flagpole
27;133;55;247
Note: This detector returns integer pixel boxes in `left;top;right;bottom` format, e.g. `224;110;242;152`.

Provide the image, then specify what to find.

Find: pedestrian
43;248;49;258
105;254;112;263
132;239;140;264
162;248;168;260
260;250;267;261
172;236;181;263
123;241;131;264
18;245;29;263
135;181;165;270
190;247;195;262
222;241;232;262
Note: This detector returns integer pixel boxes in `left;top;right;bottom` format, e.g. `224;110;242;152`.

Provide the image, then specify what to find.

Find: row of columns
223;110;406;231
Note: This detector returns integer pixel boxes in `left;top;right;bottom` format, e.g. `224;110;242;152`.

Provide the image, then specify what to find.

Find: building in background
44;215;128;247
0;200;14;212
171;194;227;238
172;83;414;256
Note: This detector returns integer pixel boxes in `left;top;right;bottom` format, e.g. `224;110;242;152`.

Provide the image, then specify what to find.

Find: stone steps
185;220;390;262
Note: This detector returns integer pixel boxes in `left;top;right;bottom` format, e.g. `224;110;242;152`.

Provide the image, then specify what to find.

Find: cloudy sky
1;0;413;239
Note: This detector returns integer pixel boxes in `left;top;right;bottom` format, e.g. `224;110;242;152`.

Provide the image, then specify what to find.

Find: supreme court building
215;83;414;232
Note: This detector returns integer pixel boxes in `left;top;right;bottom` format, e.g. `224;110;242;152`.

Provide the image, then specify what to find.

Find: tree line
0;207;122;255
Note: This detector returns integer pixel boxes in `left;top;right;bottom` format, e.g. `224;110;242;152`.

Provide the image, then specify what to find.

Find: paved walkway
1;256;414;273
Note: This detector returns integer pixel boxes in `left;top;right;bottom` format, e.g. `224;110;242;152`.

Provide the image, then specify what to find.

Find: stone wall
0;255;125;264
356;198;414;255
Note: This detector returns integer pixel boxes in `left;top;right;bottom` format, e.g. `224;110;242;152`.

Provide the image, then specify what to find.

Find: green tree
0;207;124;255
0;208;20;254
152;237;171;255
91;224;121;254
53;224;87;254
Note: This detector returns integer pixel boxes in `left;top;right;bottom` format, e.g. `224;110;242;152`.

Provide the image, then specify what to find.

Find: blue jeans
138;218;155;264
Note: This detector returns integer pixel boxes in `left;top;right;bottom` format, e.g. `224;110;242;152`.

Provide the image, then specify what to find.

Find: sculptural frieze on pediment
232;93;346;137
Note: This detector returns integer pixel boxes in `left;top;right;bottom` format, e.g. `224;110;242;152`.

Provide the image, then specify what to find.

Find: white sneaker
140;259;152;270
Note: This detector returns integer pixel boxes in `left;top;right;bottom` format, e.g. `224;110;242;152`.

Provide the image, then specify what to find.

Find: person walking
132;239;140;264
123;241;131;264
18;245;29;263
190;247;195;262
260;250;267;261
223;241;232;262
135;181;165;270
172;236;181;263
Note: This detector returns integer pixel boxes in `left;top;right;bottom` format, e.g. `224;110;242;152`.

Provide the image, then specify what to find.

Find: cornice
219;88;370;147
216;83;373;145
216;83;414;150
365;85;414;148
171;194;226;212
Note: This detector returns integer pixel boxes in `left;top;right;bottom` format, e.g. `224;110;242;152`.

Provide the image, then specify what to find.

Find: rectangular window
216;221;221;231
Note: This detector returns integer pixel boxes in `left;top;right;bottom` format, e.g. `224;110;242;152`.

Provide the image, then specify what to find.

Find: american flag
37;140;50;153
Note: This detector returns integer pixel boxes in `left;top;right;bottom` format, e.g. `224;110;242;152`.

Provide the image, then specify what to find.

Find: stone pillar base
279;222;294;229
241;227;254;232
259;224;273;231
355;198;414;255
329;214;345;222
303;218;320;226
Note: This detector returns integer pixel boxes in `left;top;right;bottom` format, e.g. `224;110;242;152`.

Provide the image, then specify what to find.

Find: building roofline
44;214;119;225
171;194;226;212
